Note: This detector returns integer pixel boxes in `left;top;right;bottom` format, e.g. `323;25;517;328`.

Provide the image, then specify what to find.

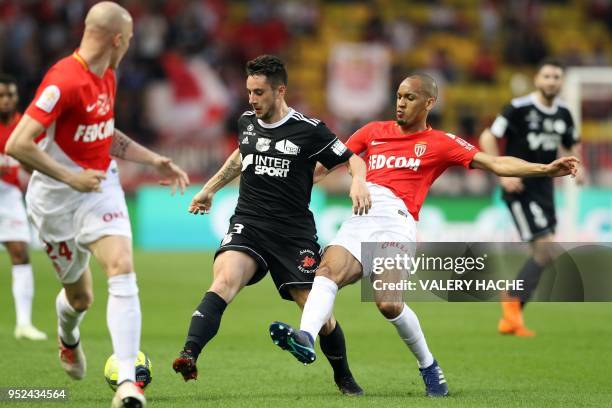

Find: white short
327;212;417;276
27;163;131;284
0;182;31;243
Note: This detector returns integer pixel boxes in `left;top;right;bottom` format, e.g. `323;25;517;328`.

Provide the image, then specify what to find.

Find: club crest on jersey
526;110;540;130
94;93;111;116
275;139;300;155
414;142;427;157
256;137;271;152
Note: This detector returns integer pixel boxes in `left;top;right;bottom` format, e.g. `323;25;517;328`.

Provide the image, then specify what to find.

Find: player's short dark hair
537;58;564;73
405;73;438;100
246;55;288;88
0;74;17;87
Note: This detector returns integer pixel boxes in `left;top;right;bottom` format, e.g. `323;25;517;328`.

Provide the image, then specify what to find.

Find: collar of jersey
72;50;89;71
257;108;295;129
395;123;432;137
529;92;559;115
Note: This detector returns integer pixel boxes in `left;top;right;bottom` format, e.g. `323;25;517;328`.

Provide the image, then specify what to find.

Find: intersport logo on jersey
368;154;420;171
241;154;290;177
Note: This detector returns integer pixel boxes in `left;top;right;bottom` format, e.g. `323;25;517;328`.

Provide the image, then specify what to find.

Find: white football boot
111;381;146;408
14;324;47;340
58;336;86;380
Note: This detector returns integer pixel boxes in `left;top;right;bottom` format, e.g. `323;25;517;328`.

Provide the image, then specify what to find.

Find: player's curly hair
246;55;288;88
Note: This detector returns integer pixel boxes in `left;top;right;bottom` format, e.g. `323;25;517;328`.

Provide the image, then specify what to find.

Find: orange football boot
498;292;535;337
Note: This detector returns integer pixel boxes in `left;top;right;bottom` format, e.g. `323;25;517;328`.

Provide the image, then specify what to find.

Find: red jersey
25;52;116;171
346;121;479;220
0;112;22;188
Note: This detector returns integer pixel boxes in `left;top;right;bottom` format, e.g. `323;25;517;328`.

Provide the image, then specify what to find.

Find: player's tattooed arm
112;128;190;194
202;148;241;193
188;149;240;214
109;130;132;159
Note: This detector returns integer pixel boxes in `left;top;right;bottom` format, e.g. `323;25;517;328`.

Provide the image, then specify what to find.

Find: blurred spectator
362;10;386;43
479;0;500;46
387;17;418;54
278;0;319;36
471;46;497;83
429;48;458;82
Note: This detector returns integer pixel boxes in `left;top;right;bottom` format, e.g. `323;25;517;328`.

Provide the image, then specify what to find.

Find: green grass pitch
1;251;611;407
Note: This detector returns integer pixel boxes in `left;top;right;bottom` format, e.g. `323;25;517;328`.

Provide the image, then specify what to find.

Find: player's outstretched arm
471;151;579;178
6;114;106;192
111;129;190;195
479;128;523;193
347;155;371;215
188;148;241;215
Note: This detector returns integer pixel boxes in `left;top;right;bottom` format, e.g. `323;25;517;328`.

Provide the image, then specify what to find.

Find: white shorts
0;182;31;243
27;164;132;284
327;212;417;277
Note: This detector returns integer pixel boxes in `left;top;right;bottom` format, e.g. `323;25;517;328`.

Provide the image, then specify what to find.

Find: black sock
184;291;227;360
319;322;353;380
511;258;545;303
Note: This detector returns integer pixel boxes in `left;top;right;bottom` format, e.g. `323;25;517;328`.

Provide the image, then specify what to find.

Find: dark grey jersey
234;109;352;237
490;93;579;200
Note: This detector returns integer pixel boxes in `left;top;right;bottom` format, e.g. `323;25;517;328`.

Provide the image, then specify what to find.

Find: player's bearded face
395;82;430;127
535;65;563;100
247;75;280;121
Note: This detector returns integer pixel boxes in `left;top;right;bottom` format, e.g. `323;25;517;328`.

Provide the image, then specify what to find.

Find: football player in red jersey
7;2;188;407
270;74;578;397
0;74;47;341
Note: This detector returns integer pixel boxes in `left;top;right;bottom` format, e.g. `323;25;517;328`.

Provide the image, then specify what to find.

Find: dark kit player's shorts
504;191;556;242
215;215;321;300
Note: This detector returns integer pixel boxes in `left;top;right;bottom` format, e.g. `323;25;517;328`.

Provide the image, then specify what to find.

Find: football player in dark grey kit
172;55;371;395
480;59;584;336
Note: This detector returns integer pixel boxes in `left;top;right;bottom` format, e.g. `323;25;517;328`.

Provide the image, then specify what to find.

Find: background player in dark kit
480;59;585;336
172;55;371;396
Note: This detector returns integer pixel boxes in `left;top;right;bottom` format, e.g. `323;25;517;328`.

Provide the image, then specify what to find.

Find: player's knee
7;243;29;265
104;254;134;277
67;290;93;312
209;273;240;304
376;301;403;319
10;250;29;265
316;263;354;287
